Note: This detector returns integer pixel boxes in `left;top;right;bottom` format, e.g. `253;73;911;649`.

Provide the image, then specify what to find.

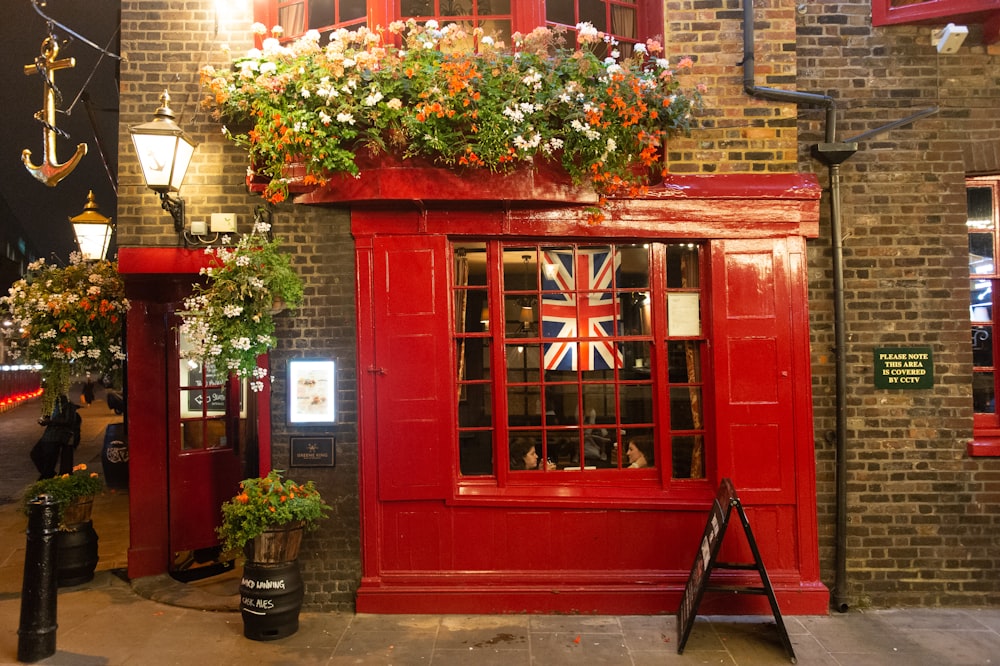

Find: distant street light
69;190;113;261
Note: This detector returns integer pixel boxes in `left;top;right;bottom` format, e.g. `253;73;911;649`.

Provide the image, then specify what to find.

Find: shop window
969;176;1000;454
452;241;708;480
261;0;652;50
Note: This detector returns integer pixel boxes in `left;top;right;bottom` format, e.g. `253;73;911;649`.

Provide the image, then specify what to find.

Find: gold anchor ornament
22;36;87;186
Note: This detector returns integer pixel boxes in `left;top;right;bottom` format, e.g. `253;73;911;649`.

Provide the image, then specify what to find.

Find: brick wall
797;2;1000;606
664;0;800;173
119;1;361;610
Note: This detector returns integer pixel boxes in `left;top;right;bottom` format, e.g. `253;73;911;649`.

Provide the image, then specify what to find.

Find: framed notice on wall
288;359;336;424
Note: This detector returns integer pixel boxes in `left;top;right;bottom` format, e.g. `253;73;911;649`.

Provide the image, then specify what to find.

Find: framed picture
288;359;336;424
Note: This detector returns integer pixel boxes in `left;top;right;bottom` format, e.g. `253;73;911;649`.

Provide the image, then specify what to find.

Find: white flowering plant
201;20;702;219
179;219;304;391
2;254;128;415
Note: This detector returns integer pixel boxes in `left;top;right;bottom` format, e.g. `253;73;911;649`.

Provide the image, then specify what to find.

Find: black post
17;494;60;663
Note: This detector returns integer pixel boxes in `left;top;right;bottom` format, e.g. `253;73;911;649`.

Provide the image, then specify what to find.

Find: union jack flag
540;249;623;371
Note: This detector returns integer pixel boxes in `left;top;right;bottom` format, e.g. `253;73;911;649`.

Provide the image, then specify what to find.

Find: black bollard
17;494;59;663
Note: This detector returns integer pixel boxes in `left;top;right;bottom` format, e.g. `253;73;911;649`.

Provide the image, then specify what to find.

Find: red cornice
117;247;216;275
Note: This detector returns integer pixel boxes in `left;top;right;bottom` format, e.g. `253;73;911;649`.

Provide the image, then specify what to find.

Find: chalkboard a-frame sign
676;478;797;663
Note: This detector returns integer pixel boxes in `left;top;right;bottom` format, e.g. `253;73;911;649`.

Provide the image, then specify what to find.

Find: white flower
634;43;647;54
337;112;355;125
259;61;277;75
426;19;439;29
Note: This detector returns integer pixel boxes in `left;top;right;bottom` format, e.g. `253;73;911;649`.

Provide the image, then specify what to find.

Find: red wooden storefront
117;164;827;614
308;167;828;614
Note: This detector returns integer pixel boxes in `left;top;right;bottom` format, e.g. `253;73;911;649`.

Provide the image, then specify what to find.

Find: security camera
932;23;968;54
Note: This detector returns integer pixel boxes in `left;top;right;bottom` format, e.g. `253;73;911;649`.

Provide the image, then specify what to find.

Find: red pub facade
113;0;1000;614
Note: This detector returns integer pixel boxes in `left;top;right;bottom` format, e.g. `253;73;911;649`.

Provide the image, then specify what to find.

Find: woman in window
510;437;556;470
626;435;654;469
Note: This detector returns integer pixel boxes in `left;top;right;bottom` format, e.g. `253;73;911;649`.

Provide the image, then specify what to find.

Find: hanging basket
244;522;304;564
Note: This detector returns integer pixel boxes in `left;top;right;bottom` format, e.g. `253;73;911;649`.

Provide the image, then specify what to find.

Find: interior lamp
69;190;114;261
129;90;197;232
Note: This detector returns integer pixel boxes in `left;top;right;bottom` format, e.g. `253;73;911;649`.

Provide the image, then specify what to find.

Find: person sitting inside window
626;435;654;469
509;437;556;471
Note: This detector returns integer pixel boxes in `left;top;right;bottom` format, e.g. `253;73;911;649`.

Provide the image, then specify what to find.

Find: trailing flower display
201;20;702;212
217;469;331;553
2;254;128;414
179;218;304;390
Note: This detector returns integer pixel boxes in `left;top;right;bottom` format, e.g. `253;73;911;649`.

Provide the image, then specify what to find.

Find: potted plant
20;464;104;586
217;469;330;562
2;254;128;415
219;469;330;641
21;463;103;524
201;21;703;220
178;216;304;391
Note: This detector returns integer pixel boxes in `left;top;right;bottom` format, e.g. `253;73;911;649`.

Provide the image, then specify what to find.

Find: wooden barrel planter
240;522;306;641
57;520;99;587
240;561;304;641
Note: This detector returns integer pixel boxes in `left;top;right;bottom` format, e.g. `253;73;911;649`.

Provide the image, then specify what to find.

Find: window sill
451;476;714;509
968;438;1000;457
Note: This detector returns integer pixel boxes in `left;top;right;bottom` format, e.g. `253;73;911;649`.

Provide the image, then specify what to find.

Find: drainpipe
741;0;851;613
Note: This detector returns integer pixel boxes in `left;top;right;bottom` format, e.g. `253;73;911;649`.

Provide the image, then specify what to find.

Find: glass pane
458;384;491;426
340;0;367;22
620;383;653;423
670;387;703;430
459;430;493;475
582;384;615;422
973;372;995;413
609;4;635;40
508;384;541;426
971;279;993;323
619;291;651;336
583;426;616;466
972;326;993;367
454;289;488;334
546;0;575;25
968;187;994;230
480;19;510;43
666;244;700;288
278;2;306;35
579;0;607;31
667;341;702;383
970;233;994;275
622;340;651;373
308;0;335;27
506;344;539;383
672;435;704;478
544;383;579;425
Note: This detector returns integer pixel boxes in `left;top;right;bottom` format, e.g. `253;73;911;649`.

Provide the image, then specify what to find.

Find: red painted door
166;320;247;563
371;234;453;501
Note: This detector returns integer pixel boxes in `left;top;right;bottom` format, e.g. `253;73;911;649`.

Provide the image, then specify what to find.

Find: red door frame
119;247;272;578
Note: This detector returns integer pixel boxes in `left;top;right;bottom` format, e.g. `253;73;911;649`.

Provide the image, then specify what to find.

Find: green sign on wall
873;347;933;389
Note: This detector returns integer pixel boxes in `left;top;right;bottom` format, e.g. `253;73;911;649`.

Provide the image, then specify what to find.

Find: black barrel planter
56;520;99;587
101;422;129;489
240;561;304;640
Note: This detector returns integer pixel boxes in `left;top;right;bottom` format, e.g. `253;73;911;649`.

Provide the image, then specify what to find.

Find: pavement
3;392;1000;664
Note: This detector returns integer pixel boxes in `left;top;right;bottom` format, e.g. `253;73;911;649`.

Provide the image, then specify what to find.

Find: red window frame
254;0;662;46
452;240;712;501
969;176;1000;456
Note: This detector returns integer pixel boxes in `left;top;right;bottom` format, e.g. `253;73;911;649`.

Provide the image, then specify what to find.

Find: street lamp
128;90;197;232
69;190;114;261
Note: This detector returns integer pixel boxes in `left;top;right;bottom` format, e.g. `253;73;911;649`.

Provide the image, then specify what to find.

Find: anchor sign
22;37;87;187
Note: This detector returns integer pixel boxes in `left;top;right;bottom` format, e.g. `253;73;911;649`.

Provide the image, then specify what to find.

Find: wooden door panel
374;236;453;500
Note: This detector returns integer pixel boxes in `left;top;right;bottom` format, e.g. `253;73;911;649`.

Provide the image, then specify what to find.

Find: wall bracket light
128;90;197;233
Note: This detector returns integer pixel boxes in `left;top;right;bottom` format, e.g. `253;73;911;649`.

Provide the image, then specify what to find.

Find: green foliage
178;218;304;390
1;255;128;414
216;470;331;553
201;20;702;214
20;464;103;520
